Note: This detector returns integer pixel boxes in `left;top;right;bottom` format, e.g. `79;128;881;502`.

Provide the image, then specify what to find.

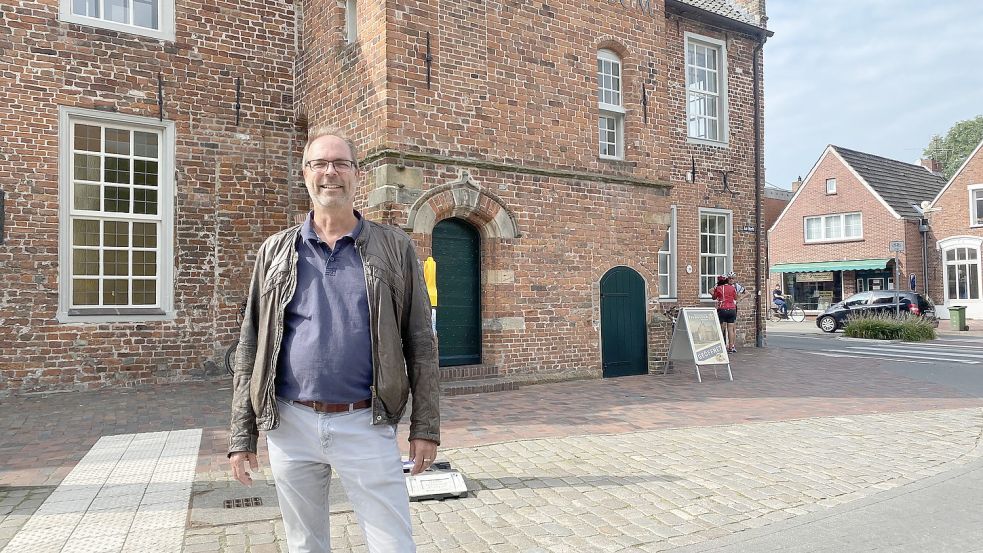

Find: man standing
229;125;440;552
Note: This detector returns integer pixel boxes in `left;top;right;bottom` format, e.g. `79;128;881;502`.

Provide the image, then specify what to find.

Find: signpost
889;241;904;316
667;308;732;382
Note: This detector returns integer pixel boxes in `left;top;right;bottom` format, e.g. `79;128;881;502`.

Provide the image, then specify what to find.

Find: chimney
918;158;942;174
730;0;767;26
791;176;803;193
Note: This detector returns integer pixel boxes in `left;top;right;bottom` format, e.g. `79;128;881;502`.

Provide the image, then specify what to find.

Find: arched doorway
600;267;648;377
432;218;481;366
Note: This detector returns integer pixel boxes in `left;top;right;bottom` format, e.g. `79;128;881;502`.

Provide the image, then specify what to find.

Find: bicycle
770;297;805;322
224;300;248;376
661;303;680;329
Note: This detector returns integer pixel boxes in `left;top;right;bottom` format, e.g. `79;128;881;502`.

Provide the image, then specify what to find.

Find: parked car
816;291;937;333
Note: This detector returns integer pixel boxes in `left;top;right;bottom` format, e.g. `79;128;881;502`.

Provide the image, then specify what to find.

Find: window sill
59;308;173;324
658;297;677;302
804;238;864;244
687;137;729;148
60;13;175;42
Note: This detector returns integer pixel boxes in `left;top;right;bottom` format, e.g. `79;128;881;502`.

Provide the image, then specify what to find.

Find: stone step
438;364;499;382
440;377;517;397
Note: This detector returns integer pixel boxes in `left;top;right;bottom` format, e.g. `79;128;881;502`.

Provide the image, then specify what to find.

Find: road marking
2;429;200;553
803;351;932;364
846;345;983;359
843;347;981;364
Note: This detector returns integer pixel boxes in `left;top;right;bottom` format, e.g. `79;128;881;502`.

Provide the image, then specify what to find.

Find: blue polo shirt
275;212;373;404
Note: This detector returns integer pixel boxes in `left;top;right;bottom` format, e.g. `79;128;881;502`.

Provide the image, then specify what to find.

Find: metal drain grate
224;497;263;509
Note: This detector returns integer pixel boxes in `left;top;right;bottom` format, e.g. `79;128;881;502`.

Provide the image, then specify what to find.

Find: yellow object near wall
424;256;437;307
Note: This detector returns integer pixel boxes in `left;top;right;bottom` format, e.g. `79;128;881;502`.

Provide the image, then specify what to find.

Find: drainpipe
753;36;766;347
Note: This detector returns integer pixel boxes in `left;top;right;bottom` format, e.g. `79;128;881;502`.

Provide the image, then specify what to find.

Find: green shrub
843;312;936;341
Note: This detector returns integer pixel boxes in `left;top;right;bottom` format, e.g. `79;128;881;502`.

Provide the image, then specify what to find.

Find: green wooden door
432;218;481;366
600;267;648;377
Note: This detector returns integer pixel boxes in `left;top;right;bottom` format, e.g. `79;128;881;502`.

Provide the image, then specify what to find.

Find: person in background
712;275;739;353
772;284;787;317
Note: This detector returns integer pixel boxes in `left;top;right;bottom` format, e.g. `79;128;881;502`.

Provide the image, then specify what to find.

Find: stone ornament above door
405;169;521;239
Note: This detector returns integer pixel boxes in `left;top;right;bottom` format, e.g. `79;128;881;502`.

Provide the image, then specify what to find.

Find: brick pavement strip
156;408;983;552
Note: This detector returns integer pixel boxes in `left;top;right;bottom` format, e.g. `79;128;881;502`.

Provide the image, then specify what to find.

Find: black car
816;290;937;333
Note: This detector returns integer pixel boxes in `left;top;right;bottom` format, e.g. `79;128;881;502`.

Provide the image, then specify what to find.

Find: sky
764;0;983;190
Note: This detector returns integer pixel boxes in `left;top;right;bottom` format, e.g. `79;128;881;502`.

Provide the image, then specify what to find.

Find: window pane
134;131;159;158
103;279;129;305
74;154;100;182
133;222;157;248
134;188;158;215
133;251;157;277
958;248;967;261
946;249;956;262
132;279;157;305
971;264;980;299
969;248;979;260
73;279;100;305
106;0;128;23
74;182;100;211
133;160;158;186
825;216;841;239
104;157;130;184
103;221;129;247
133;0;159;29
103;250;129;276
105;128;130;155
72;249;99;276
74;124;101;152
104;186;131;213
73;0;99;17
73;219;100;246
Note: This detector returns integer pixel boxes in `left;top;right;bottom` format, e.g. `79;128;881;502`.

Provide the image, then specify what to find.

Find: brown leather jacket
228;219;440;455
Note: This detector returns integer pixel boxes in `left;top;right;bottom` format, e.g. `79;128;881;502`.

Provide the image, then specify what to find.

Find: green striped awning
770;259;891;273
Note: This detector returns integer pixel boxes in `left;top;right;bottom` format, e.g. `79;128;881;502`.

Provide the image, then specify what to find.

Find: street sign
889;240;904;252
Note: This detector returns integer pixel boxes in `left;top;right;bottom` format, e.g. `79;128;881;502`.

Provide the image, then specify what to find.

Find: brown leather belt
291;398;372;413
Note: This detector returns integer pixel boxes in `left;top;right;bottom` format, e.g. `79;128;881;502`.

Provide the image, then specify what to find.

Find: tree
924;115;983;180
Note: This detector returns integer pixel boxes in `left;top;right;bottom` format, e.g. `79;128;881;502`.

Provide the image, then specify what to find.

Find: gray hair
302;125;359;168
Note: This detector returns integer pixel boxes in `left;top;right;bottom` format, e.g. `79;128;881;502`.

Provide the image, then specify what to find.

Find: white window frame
59;0;175;41
345;0;358;43
803;212;863;243
597;49;625;160
685;32;728;146
58;107;176;323
968;184;983;227
826;178;837;195
699;208;732;298
943;245;982;301
658;206;677;299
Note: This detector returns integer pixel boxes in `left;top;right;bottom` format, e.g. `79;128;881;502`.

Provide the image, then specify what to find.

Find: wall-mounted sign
796;271;833;282
607;0;656;17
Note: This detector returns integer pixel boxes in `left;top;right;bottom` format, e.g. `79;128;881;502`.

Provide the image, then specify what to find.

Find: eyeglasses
305;159;356;173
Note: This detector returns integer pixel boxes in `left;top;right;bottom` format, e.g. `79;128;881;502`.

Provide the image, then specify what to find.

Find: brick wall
926;143;983;309
0;1;298;393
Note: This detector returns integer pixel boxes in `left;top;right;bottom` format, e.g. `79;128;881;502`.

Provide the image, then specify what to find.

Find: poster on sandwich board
667;307;733;382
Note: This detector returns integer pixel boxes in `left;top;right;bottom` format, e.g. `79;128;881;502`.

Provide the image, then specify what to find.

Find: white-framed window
826;178;837;194
804;212;862;242
658;206;677;299
60;0;175;41
597;49;625;159
699;209;732;296
945;246;981;300
346;0;358;43
685;33;727;145
58;107;175;322
969;185;983;226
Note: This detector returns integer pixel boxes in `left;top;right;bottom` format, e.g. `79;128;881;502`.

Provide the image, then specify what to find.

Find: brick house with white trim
0;0;770;394
769;146;944;312
925;138;983;319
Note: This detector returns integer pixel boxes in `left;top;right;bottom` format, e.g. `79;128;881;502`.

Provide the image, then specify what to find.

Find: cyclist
772;284;787;318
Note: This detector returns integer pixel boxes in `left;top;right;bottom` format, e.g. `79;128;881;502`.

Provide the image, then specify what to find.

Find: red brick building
925;139;983;319
768;146;944;312
0;0;770;395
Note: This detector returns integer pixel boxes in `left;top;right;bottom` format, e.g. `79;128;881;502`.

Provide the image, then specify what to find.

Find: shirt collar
300;210;364;244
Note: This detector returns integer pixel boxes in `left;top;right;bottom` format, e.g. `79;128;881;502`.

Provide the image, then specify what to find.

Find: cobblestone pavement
3;345;983;552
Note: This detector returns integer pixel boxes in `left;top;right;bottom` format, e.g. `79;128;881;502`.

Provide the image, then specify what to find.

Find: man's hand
230;451;259;486
408;439;438;476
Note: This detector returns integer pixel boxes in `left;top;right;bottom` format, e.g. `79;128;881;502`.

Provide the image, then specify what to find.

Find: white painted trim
927;137;983;209
825;177;836;195
57;106;176;323
939;240;983;304
937;235;983;251
829;148;902;219
802;211;863;243
684;32;729;147
658;205;678;299
697;207;733;297
967;184;983;227
59;0;175;42
769;146;834;233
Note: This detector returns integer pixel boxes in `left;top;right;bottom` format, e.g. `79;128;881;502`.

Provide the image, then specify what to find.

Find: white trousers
266;399;416;553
